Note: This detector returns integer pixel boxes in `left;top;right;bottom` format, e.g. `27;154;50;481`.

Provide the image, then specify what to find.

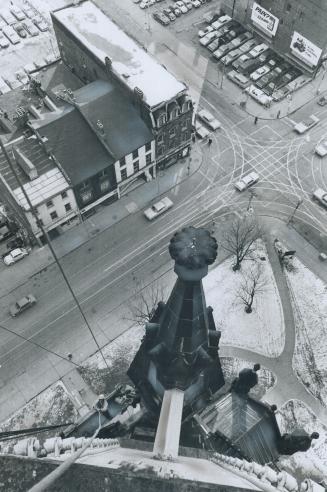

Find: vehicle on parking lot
144;197;173;220
197;109;221;130
237;53;268;74
232;53;250;71
33;16;48;32
249;43;268;58
229;31;252;49
203;11;219;23
245;85;272;106
293;115;320;134
3;247;29;266
200;31;218;46
2;25;20;44
175;1;188;13
0;33;10;48
256;67;282;89
10;6;26;21
221;47;243;66
239;39;257;54
227;70;250;88
153;11;170;24
23;7;36;19
250;65;271;81
23;19;39;36
272;86;291;102
313;188;327;208
235;172;259;192
184;1;193;10
9;294;36;317
211;14;231;30
195;121;210;139
314;141;327;157
207;38;220;52
318;95;327;106
167;11;176;20
173;7;182;16
213;42;235;61
198;25;213;37
1;10;17;25
13;23;27;38
192;0;201;7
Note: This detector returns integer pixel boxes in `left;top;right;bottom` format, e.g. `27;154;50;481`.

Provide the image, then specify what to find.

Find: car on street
313;188;327;208
153;11;170;25
198;25;214;37
248;43;268;58
3;247;29;266
318;95;327;106
221;47;243;66
245;85;272;106
195;121;210;139
144;197;173;220
2;25;21;44
9;294;36;317
250;65;271;81
235;172;259;192
197;109;221;130
227;70;250;88
293;115;320;134
315;141;327;157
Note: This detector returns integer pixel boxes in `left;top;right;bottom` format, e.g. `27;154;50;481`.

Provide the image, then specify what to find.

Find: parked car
32;16;48;32
191;0;201;7
0;33;10;48
313;188;327;208
23;19;39;36
1;10;17;25
203;11;220;23
211;14;231;30
235;172;259;192
293;115;320;134
229;31;252;49
10;6;26;21
207;38;220;52
198;25;213;37
212;42;234;61
175;1;188;13
195;121;210;139
239;39;257;54
256;67;282;89
3;247;29;266
272;86;291;102
173;7;182;16
227;70;250;88
13;22;27;38
9;294;36;317
184;1;193;10
144;197;173;220
221;48;243;66
245;85;272;106
167;11;176;20
248;43;268;58
2;25;21;44
250;65;271;81
315;141;327;157
197;109;221;130
23;7;36;19
237;53;269;74
153;11;170;25
232;53;250;71
200;31;218;46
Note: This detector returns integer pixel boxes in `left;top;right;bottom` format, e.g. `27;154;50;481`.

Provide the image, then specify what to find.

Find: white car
249;43;268;58
175;1;188;13
197;109;221;131
195;121;210;139
211;15;231;30
313;188;327;208
235;172;259;192
293;115;320;134
10;6;26;21
315;141;327;157
0;33;10;48
3;247;29;266
250;65;270;81
199;31;217;47
144;197;173;220
198;25;214;38
245;85;272;107
191;0;201;7
2;25;21;44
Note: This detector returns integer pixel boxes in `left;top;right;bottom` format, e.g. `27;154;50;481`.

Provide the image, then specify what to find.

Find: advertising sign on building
291;32;322;67
251;2;279;37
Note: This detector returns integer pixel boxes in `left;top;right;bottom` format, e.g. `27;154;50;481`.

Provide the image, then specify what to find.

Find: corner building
222;0;327;74
51;1;193;168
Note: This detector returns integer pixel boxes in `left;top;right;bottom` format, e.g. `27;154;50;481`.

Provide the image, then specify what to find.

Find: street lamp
287;198;303;225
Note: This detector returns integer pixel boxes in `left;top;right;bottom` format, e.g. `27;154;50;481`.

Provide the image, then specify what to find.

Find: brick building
51;1;193;168
223;0;327;73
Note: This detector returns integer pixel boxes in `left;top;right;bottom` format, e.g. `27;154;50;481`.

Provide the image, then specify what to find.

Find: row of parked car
0;5;48;48
149;0;210;25
198;14;309;106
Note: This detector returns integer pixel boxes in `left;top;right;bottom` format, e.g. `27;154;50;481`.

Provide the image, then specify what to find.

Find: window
100;179;110;192
145;142;152;152
121;168;127;180
157;146;164;156
61;191;68;199
132;149;138;160
81;189;92;204
133;161;139;173
50;211;58;220
46;200;54;208
170;108;179;120
169;128;176;138
119;157;125;167
146;154;152;166
157;113;166;127
158;134;164;143
65;203;72;212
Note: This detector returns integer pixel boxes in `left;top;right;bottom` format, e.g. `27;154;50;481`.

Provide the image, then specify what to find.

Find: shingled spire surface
128;226;225;415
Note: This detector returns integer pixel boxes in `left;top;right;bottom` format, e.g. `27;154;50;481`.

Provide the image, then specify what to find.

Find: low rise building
51;1;193;168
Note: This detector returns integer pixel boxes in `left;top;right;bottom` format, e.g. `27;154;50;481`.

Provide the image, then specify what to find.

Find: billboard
291;32;322;67
251;2;279;37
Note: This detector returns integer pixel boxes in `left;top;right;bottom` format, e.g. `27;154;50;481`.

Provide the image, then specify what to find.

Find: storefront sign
251;2;279;37
291;32;322;67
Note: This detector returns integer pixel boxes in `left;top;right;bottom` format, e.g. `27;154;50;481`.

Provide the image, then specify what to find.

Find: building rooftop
52;1;187;108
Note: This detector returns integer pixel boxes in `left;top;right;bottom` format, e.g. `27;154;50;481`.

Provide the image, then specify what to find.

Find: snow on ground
277;399;327;483
203;242;285;357
285;258;327;407
0;381;78;432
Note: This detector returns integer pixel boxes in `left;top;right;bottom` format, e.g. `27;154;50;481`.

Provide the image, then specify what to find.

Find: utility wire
0;138;110;371
0;422;74;440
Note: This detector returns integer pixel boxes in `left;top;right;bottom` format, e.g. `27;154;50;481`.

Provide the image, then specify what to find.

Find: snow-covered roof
13;168;69;210
52;1;187;108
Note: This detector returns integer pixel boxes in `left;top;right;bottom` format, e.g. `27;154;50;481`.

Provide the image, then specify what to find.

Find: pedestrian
208;138;213;145
254;116;258;125
67;353;73;361
277;110;281;119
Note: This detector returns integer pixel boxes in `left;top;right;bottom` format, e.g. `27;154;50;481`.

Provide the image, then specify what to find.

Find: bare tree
236;263;268;313
126;280;167;326
221;216;263;271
